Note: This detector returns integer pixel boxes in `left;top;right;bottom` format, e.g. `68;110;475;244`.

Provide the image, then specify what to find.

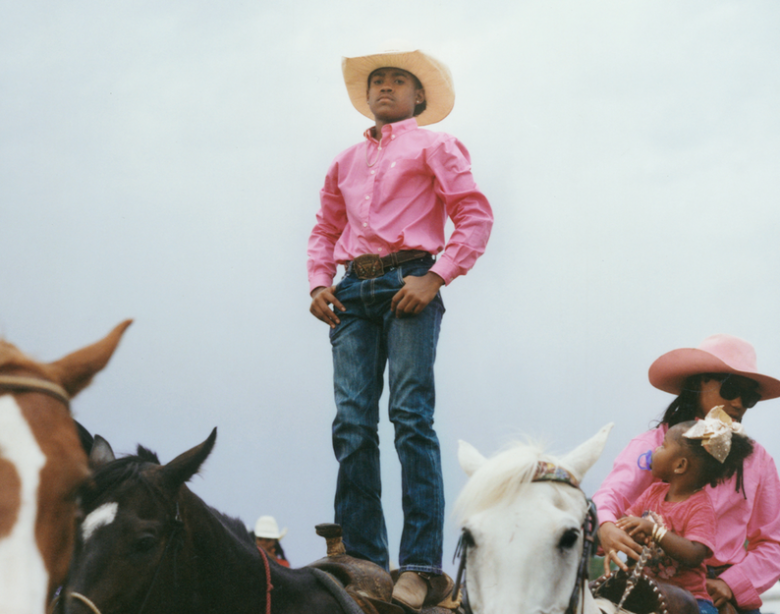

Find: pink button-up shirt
593;425;780;609
307;118;493;292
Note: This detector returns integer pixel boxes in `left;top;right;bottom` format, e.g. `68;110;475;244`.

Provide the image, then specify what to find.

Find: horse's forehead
82;502;119;542
471;483;584;532
90;470;167;515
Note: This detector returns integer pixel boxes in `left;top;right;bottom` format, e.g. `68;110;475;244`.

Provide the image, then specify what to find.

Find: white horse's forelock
454;439;559;522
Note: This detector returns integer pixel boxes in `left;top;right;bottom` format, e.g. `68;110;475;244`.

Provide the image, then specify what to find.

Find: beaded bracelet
651;523;667;544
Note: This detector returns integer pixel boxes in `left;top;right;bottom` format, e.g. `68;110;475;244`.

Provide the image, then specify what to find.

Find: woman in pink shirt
593;335;780;613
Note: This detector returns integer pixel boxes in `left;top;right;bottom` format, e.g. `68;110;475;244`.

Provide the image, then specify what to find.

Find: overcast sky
2;0;780;574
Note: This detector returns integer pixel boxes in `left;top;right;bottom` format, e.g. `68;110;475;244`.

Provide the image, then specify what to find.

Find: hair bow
683;406;745;463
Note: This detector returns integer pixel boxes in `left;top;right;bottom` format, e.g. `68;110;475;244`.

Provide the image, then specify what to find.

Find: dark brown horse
0;320;131;614
60;429;346;614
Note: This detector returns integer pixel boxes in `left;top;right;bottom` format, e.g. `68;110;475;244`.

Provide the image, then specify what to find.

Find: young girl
614;407;754;614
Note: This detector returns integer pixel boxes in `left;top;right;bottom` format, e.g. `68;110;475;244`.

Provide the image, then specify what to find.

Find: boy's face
366;67;424;126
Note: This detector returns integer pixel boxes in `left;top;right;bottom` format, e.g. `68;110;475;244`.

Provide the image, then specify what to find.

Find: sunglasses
712;375;762;409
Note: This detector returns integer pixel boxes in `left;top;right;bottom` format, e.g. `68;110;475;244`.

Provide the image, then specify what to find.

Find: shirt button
378;146;382;150
365;195;369;200
370;170;375;175
391;135;395;139
391;162;396;168
362;223;367;227
378;247;383;252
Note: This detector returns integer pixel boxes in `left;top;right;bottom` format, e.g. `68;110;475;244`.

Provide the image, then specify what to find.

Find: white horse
454;423;624;614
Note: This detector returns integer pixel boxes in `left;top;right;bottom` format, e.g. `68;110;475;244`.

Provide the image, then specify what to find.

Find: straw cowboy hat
649;334;780;400
254;515;287;540
342;39;455;126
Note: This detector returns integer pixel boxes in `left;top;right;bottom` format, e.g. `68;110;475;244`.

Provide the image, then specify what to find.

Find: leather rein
452;461;599;614
0;374;71;410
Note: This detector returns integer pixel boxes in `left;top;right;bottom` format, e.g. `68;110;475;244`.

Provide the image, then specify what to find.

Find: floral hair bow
683;406;745;463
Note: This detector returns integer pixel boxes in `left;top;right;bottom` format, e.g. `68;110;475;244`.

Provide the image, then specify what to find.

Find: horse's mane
454;439;561;522
85;444;255;551
82;446;162;506
204;504;255;549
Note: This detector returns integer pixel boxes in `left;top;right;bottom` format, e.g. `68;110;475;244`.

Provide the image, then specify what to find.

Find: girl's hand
616;516;655;544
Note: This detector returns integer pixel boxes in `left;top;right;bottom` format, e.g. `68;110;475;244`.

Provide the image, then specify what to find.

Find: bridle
0;374;71;410
452;461;599;614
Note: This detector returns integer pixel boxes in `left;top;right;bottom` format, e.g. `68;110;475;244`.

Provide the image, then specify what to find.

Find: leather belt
349;250;430;280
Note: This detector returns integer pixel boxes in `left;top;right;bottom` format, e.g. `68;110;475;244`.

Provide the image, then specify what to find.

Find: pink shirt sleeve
718;448;780;609
593;426;666;525
425;137;493;285
307;160;348;292
680;492;717;558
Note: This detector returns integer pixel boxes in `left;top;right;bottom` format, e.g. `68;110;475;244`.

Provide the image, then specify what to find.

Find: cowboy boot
392;572;428;613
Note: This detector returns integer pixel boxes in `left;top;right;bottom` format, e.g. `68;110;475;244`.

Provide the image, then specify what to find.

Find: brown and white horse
0;320;132;614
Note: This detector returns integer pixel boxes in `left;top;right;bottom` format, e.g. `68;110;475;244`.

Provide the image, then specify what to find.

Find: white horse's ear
560;422;613;483
458;440;487;477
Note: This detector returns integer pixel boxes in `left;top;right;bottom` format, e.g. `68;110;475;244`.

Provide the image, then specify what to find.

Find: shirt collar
364;117;419;142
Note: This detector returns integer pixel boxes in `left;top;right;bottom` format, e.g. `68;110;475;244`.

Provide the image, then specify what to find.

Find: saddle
307;524;461;614
590;571;698;614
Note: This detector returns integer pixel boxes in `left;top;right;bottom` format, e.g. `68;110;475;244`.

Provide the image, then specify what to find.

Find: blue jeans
330;256;444;574
697;600;718;614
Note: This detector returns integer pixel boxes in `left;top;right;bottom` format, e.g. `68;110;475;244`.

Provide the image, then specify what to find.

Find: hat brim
255;527;287;540
342;49;454;127
649;347;780;400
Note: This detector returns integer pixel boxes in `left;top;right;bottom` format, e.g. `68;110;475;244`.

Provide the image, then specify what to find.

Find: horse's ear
458;440;486;477
159;428;217;491
89;435;116;468
47;320;133;398
560;422;613;483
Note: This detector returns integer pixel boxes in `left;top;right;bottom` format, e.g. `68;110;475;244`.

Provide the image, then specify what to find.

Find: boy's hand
391;272;444;317
310;286;345;329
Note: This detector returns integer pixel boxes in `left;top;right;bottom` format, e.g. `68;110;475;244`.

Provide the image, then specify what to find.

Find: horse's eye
558;528;579;551
134;535;157;553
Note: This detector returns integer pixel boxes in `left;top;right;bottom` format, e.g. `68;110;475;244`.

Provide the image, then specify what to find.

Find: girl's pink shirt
626;483;716;601
307;118;493;292
593;425;780;609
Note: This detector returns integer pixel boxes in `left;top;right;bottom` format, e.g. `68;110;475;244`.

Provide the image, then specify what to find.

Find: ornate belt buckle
352;254;384;279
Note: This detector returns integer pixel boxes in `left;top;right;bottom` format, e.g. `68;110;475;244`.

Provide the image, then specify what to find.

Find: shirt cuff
429;259;457;286
309;275;335;294
720;566;762;610
596;510;619;526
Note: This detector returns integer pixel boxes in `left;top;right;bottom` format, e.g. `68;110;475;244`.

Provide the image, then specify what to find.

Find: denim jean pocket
397;258;434;281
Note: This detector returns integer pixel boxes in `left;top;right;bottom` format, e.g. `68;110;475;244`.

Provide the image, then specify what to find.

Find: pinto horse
0;320;132;614
59;430;345;614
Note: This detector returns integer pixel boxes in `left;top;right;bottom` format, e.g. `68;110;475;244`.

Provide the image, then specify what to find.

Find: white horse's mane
454;439;564;522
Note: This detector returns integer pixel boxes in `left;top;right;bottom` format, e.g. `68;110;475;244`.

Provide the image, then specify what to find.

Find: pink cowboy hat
649;334;780;400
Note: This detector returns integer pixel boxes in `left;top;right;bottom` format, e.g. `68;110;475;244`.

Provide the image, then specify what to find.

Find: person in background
253;515;289;568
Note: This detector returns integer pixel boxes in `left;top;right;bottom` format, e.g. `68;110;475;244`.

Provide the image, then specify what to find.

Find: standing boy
307;41;493;612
